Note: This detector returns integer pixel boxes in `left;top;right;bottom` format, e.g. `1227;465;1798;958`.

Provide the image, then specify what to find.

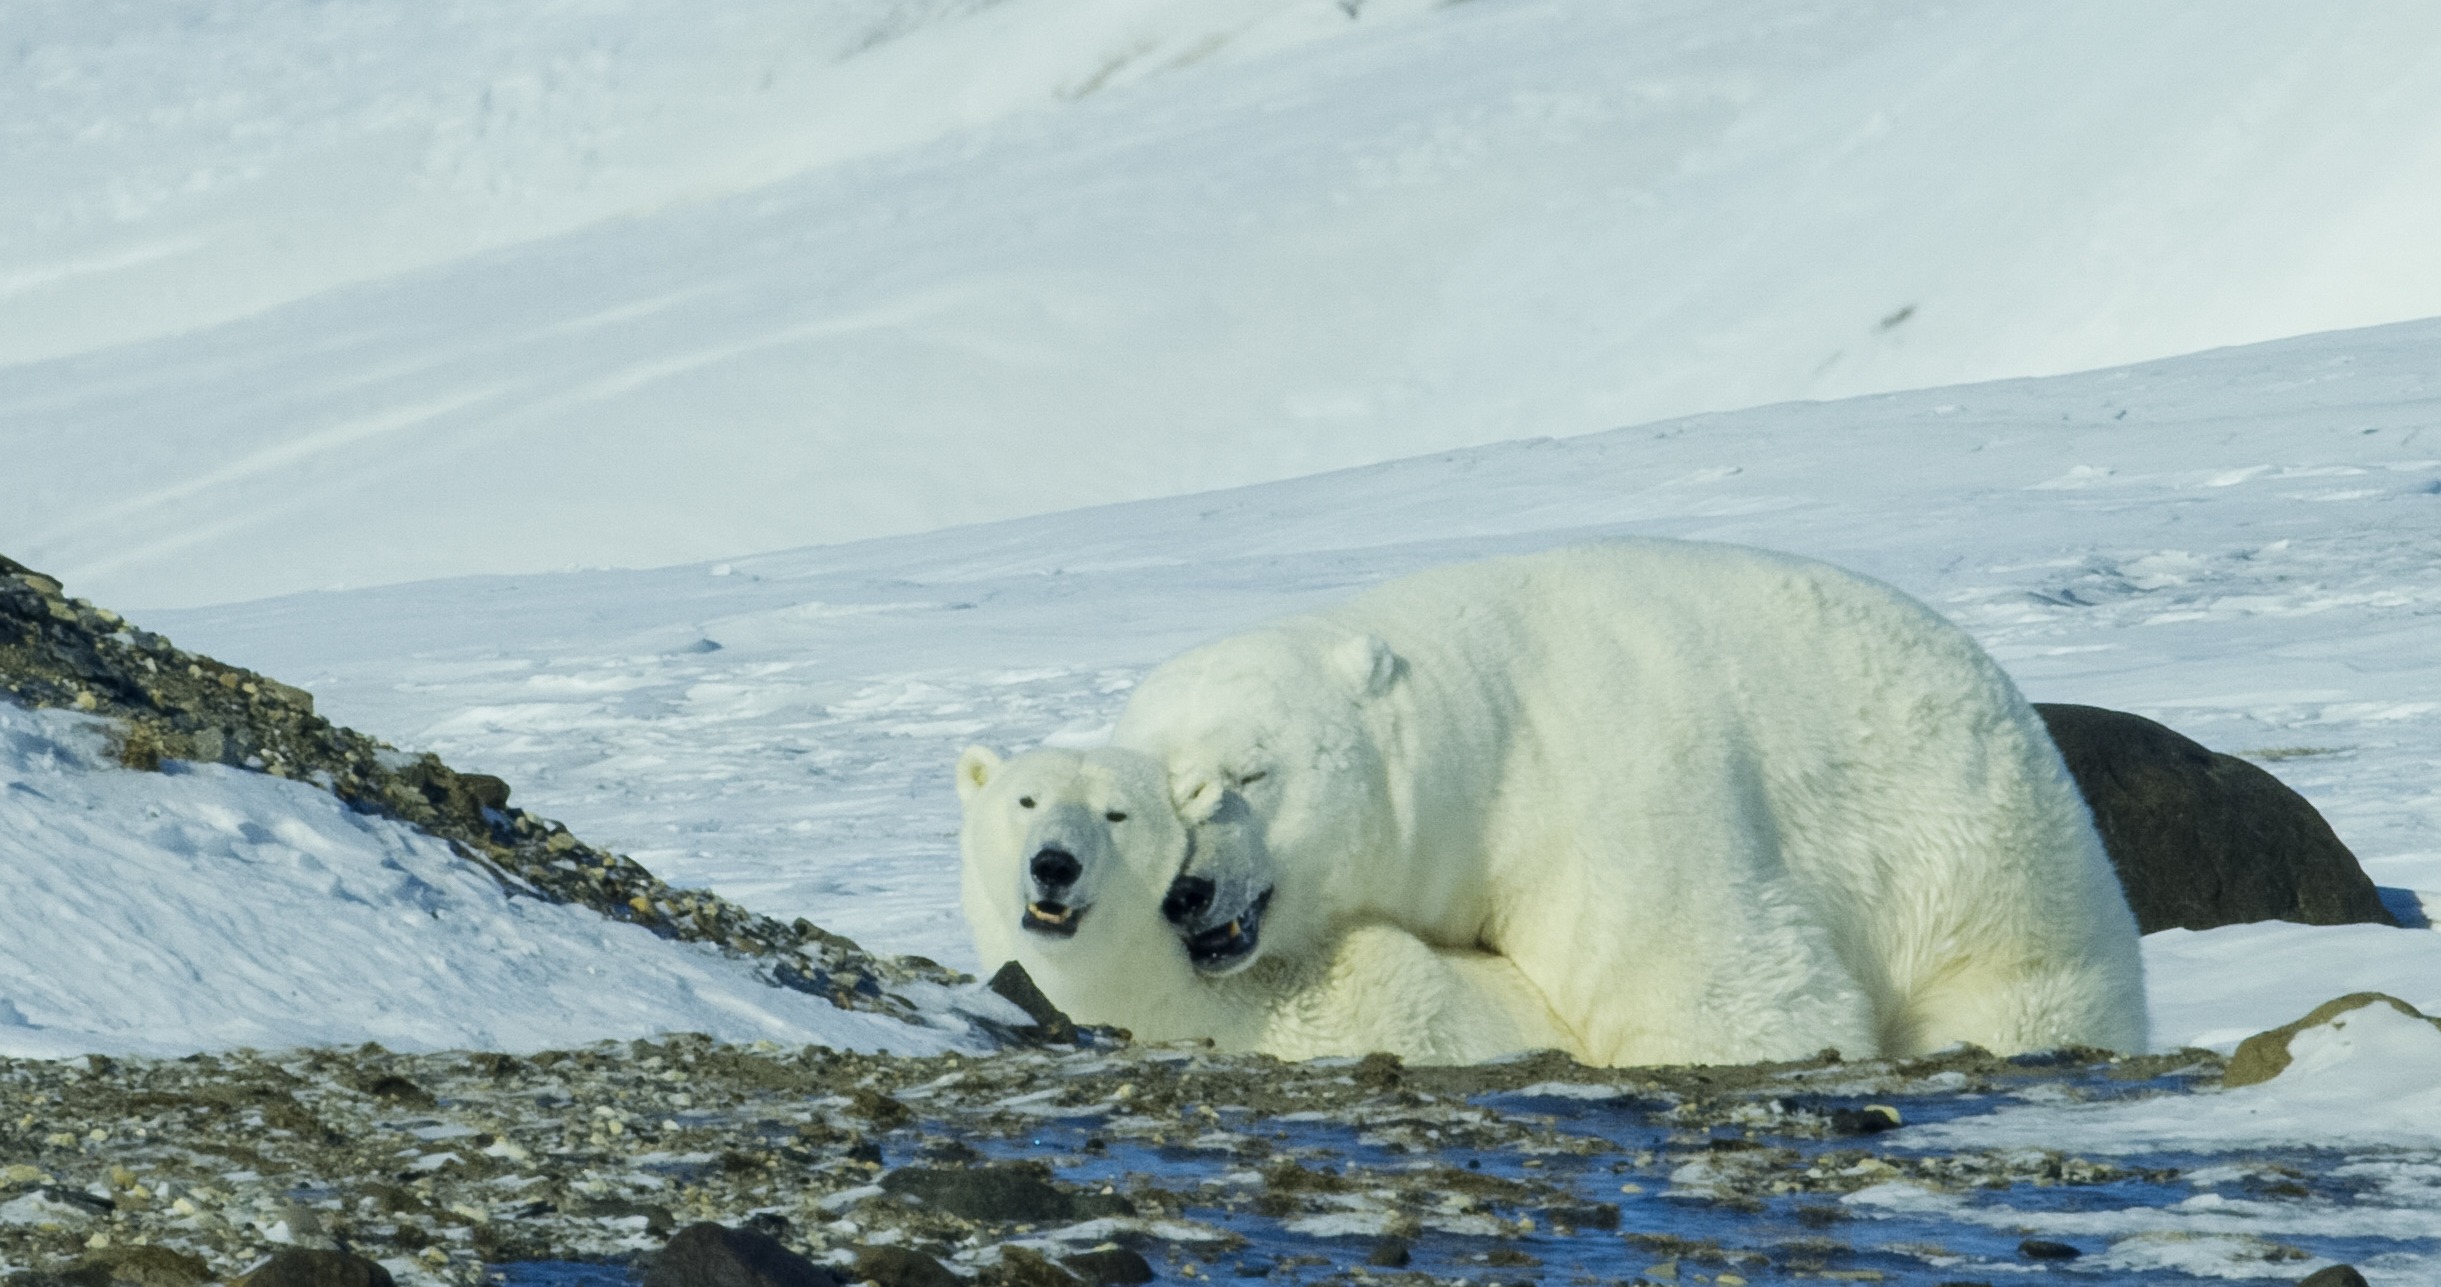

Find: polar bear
1110;539;2148;1065
956;745;1576;1063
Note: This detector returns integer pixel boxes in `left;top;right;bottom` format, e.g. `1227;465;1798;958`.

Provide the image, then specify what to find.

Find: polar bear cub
956;745;1576;1064
1113;539;2149;1066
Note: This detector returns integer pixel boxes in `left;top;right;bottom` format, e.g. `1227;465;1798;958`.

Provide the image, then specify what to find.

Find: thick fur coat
957;745;1573;1063
1109;540;2149;1065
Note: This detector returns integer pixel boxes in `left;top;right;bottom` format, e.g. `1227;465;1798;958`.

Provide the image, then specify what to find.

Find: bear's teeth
1027;903;1070;925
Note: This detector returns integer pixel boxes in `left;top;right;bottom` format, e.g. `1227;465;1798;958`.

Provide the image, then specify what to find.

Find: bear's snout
1161;875;1215;927
1029;846;1083;892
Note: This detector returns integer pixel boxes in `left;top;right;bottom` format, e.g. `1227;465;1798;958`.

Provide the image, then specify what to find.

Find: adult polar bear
1112;540;2147;1065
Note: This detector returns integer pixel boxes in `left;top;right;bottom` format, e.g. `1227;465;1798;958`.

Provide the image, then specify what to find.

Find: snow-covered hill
146;316;2441;1056
0;703;980;1059
7;0;2441;607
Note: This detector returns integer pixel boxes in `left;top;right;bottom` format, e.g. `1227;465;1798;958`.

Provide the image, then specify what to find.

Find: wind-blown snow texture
0;703;973;1059
144;318;2441;1059
6;0;2441;607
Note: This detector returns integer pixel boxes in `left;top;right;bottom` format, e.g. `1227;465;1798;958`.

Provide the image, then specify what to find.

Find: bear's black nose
1162;875;1216;926
1029;846;1082;891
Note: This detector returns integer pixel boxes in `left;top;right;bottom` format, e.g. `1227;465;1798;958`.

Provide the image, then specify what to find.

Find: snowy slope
146;316;2441;1055
0;0;1442;367
9;0;2441;607
0;702;985;1059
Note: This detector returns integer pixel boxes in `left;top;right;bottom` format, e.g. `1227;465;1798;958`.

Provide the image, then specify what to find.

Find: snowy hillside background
7;0;2441;608
3;0;2439;1065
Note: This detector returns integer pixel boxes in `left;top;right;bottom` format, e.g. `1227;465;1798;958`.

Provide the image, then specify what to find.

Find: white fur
1111;539;2149;1066
956;745;1575;1064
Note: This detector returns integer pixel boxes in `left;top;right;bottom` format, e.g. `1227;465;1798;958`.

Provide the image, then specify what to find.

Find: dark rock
2299;1266;2370;1287
1540;1201;1619;1231
848;1088;913;1130
985;1248;1080;1287
353;1073;434;1107
59;1246;211;1287
1060;1248;1154;1286
2227;993;2441;1088
1828;1105;1900;1136
1366;1238;1412;1269
878;1163;1133;1224
851;1246;961;1287
235;1250;396;1287
2035;703;2396;932
986;961;1075;1042
1351;1052;1403;1090
457;774;511;812
2017;1239;2081;1261
37;1189;113;1216
644;1223;844;1287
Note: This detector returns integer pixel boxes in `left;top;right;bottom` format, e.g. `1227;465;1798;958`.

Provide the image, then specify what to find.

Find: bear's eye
1105;811;1127;823
1235;770;1268;786
1018;796;1036;809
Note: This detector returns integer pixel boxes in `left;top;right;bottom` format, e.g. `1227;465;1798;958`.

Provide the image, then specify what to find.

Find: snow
1;1;2438;1209
1856;1003;2441;1282
1914;1001;2441;1155
9;1;2441;607
125;316;2441;1058
0;702;970;1059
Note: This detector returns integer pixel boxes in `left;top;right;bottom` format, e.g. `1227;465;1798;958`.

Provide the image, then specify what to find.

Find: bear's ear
1175;776;1227;824
1333;633;1402;699
955;745;1002;803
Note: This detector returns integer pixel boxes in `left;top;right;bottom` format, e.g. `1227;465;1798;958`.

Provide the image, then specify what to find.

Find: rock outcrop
2035;703;2396;933
1;553;960;1022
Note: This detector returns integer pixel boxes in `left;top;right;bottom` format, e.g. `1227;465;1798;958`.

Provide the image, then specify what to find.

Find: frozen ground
8;0;2441;606
145;315;2441;1057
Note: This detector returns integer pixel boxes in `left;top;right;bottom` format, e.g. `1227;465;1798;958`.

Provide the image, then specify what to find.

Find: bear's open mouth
1022;900;1086;938
1183;888;1271;974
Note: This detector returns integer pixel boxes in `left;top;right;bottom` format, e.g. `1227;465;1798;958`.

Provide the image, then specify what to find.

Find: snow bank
1848;1000;2441;1280
1911;999;2441;1154
0;703;965;1059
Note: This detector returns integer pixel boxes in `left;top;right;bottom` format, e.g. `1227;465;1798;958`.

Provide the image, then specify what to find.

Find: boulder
233;1250;394;1287
644;1223;844;1287
2034;704;2396;932
58;1246;212;1287
849;1246;960;1287
878;1163;1133;1225
1059;1249;1154;1286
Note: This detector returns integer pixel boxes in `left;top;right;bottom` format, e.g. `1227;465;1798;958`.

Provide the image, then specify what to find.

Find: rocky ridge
0;554;966;1028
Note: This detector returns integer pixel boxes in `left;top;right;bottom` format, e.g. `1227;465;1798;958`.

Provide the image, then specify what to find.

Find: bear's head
955;745;1196;1019
1112;625;1404;977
